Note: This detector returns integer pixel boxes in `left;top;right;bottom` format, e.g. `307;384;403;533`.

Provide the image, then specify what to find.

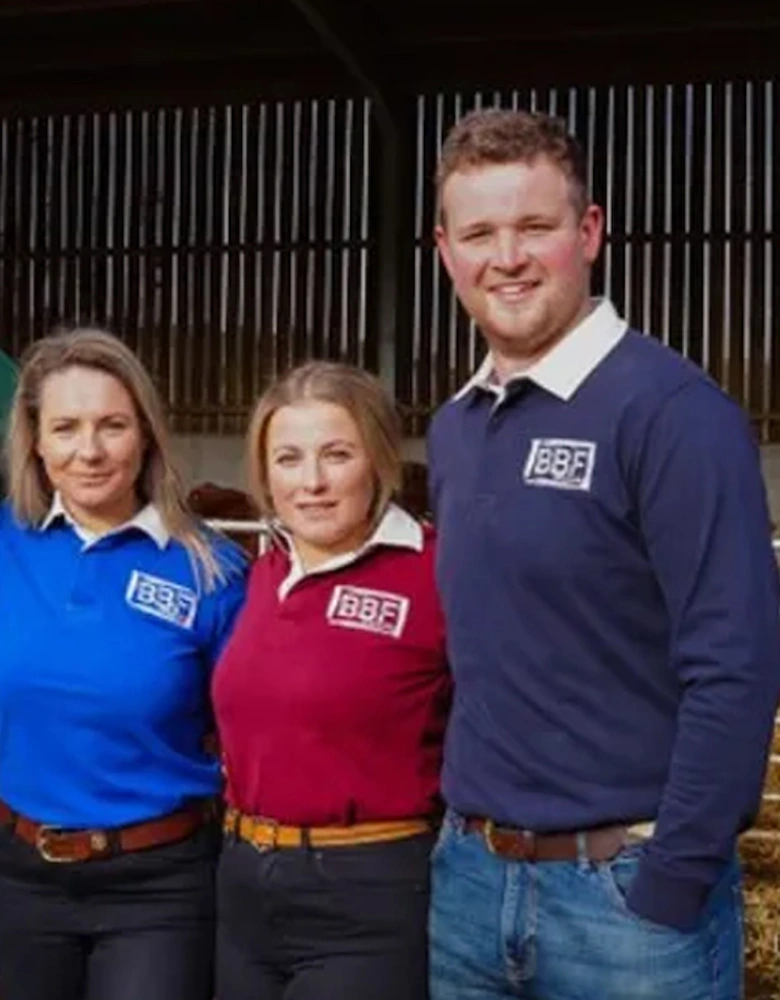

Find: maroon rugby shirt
212;507;450;826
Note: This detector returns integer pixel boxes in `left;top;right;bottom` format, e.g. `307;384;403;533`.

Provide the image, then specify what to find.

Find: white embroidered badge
326;584;410;639
125;570;198;629
523;438;597;491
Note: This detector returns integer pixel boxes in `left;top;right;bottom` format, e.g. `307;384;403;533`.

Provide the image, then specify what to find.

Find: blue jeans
429;811;744;1000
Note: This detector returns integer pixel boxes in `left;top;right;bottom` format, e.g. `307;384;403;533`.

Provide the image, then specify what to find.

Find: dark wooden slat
156;107;175;400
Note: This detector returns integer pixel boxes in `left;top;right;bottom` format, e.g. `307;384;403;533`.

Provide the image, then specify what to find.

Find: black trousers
217;830;434;1000
0;820;219;1000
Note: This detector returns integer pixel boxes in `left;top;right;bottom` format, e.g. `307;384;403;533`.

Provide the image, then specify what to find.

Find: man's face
435;157;603;371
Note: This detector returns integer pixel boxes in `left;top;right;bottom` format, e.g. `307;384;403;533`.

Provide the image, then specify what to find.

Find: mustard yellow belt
223;807;431;849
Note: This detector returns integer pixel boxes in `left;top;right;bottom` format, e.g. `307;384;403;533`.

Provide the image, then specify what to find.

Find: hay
743;876;780;1000
740;725;780;999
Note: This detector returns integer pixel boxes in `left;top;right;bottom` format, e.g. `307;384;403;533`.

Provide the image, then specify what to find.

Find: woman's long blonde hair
5;327;229;590
246;360;403;528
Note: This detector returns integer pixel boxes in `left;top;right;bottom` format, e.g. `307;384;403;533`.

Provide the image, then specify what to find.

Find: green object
0;350;17;494
0;349;17;434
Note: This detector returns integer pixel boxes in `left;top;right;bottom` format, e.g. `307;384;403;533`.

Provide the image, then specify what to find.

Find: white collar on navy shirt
40;492;170;550
276;501;423;600
455;298;628;404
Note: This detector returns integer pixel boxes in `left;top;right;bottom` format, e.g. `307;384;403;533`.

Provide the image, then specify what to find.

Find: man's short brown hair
436;108;589;222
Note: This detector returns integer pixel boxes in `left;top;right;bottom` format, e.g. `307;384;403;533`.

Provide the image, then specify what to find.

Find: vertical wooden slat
173;105;194;428
190;105;208;424
157;108;175;404
708;84;726;388
641;86;654;336
216;104;232;432
126;110;143;353
339;99;353;361
115;111;131;339
2;119;21;352
322;99;336;359
92;111;110;331
258;100;276;389
31;116;48;341
230;103;248;426
758;81;773;440
139;109;156;372
730;82;748;406
767;81;779;440
79;111;95;325
245;101;263;402
15;117;33;354
0;119;12;353
357;99;371;370
288;99;302;367
61;114;78;330
105;111;118;329
1;83;773;436
270;101;285;374
305;99;319;361
722;82;735;395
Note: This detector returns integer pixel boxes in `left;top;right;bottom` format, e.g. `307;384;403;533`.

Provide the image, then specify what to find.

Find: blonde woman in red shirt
212;361;450;1000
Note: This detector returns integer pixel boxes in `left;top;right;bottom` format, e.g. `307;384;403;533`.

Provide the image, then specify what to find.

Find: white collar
455;298;627;403
277;502;423;600
41;493;169;550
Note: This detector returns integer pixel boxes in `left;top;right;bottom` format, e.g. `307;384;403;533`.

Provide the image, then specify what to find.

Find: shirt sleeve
426;412;443;520
199;542;249;669
625;380;780;930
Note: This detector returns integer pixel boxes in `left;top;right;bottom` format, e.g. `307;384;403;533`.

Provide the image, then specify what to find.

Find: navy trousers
0;820;219;1000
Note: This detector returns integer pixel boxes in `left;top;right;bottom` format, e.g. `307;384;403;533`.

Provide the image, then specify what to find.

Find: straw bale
743;877;780;1000
741;728;780;998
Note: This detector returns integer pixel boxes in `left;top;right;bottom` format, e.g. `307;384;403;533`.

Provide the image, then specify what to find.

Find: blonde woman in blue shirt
0;328;246;1000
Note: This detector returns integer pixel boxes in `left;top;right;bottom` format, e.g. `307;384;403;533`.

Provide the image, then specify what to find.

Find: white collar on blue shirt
276;501;423;600
455;298;628;404
40;492;170;550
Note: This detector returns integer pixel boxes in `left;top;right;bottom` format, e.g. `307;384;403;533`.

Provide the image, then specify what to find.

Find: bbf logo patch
125;570;198;629
523;438;597;491
327;585;410;639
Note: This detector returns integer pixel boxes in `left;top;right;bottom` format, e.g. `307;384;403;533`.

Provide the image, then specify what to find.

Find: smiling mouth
490;282;540;303
76;475;112;486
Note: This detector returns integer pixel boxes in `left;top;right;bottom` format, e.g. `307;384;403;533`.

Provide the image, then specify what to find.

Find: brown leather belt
0;799;213;863
465;817;634;862
224;807;431;850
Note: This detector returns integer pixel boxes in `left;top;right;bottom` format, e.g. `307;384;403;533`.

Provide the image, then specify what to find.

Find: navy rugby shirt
428;299;780;930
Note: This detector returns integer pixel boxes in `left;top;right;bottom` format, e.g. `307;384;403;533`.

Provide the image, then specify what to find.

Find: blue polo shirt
428;299;780;930
0;501;246;828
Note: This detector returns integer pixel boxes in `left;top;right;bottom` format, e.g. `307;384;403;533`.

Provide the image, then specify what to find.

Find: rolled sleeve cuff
626;858;713;931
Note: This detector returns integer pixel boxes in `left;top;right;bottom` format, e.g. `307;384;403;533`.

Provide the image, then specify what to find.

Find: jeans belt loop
575;830;588;867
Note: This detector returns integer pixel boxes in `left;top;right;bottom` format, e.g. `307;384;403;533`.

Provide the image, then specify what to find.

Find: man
427;107;780;1000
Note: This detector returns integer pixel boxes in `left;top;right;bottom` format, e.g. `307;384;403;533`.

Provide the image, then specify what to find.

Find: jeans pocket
596;843;677;934
429;815;456;867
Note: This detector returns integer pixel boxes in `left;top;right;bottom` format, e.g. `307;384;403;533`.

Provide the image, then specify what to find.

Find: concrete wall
174;434;780;531
763;446;780;531
173;435;428;492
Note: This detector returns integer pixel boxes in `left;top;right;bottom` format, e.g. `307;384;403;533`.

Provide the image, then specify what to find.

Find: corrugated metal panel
0;100;375;433
0;84;777;438
411;82;779;439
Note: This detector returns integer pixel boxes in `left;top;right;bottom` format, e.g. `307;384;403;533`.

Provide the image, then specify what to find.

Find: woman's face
265;400;376;568
36;365;145;532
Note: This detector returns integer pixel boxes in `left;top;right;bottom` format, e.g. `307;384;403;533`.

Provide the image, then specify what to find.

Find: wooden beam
0;55;360;116
0;0;204;15
285;0;397;131
284;0;410;396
